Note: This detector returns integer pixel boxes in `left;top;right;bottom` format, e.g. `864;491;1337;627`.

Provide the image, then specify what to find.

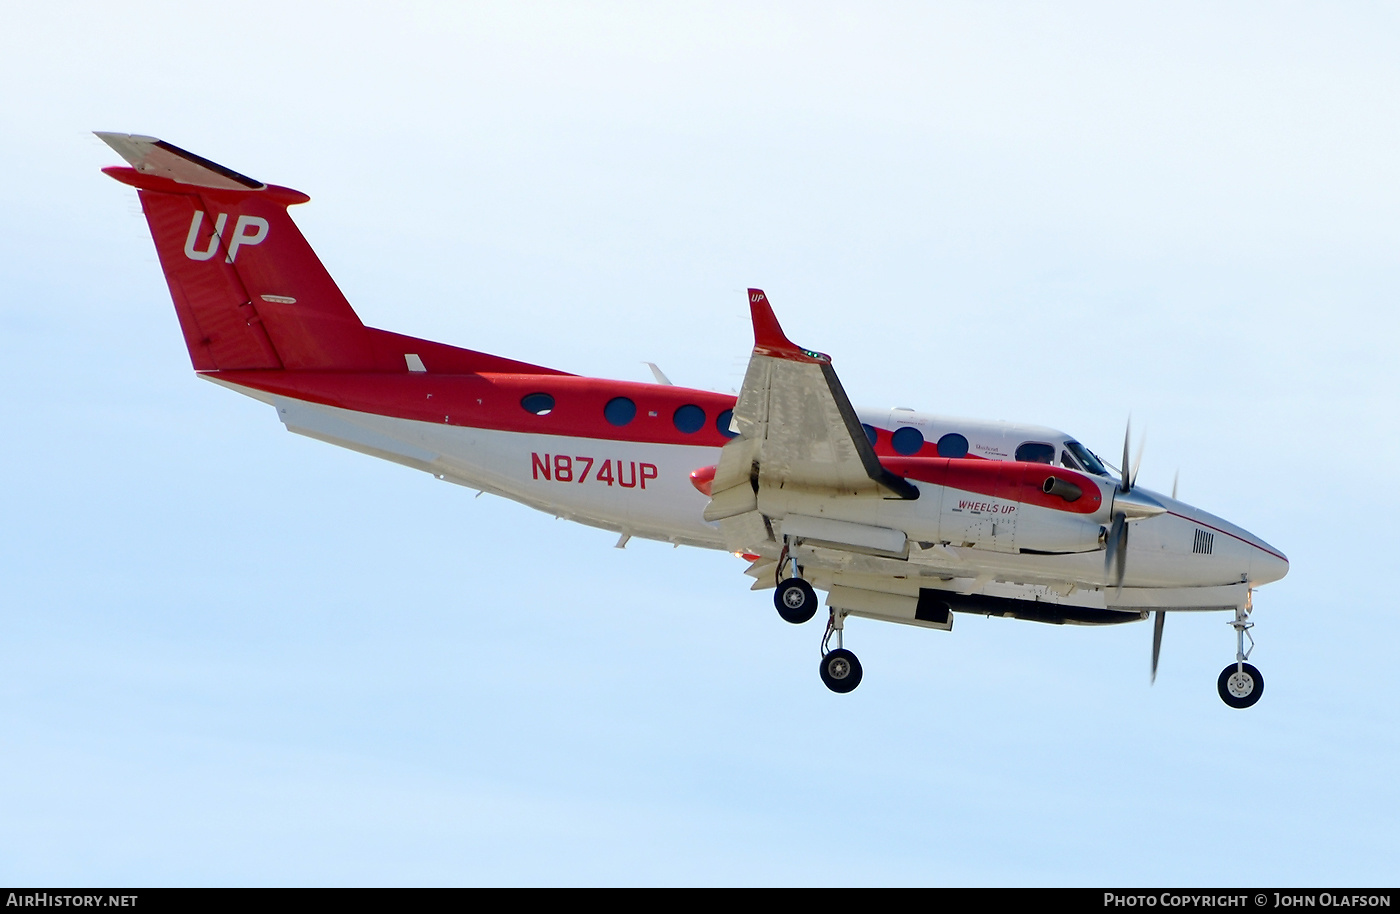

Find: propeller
1151;609;1165;683
1104;421;1146;591
1104;511;1128;591
1103;420;1167;597
1103;420;1172;683
1151;474;1180;684
1121;421;1144;493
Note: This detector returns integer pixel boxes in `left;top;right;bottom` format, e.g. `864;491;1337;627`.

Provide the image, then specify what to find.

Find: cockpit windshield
1064;440;1110;477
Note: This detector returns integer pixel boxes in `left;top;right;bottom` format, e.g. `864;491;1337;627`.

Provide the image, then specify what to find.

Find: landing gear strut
772;541;862;692
818;609;862;693
1217;601;1263;709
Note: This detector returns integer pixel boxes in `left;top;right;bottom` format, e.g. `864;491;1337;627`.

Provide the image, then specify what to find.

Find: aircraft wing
704;290;917;550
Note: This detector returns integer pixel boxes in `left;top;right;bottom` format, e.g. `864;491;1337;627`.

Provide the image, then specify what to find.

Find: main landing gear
774;577;818;624
1217;602;1264;709
773;542;819;625
772;543;862;693
818;610;862;693
775;575;863;693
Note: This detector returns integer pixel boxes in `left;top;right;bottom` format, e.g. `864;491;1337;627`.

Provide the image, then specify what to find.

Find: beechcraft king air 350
98;132;1289;707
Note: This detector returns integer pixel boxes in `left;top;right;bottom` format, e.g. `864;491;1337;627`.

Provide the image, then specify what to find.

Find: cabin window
716;408;738;438
892;427;924;455
604;397;637;427
673;404;706;434
861;424;878;446
520;393;555;416
1060;450;1082;471
937;433;969;458
1016;442;1055;464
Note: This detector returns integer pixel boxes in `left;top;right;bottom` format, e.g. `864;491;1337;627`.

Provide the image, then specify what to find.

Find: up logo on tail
183;210;269;263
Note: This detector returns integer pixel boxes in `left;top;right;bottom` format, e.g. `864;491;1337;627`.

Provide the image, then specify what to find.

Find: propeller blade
1151;610;1165;683
1129;431;1146;490
1104;512;1128;590
1121;422;1132;492
1171;470;1179;501
1107;420;1145;591
1115;521;1128;589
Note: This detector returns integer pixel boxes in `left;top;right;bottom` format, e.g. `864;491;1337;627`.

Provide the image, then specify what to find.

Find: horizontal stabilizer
96;133;265;190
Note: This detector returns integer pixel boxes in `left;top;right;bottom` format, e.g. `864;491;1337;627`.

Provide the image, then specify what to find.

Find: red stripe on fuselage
213;370;742;446
879;457;1104;514
211;369;1082;495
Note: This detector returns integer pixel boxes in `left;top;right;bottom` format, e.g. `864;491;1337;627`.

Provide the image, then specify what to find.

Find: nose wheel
1218;601;1263;709
1217;662;1264;708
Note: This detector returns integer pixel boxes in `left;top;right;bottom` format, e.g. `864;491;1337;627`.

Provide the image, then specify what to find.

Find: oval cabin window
604;396;637;427
716;409;738;439
937;433;969;458
892;427;924;455
520;393;555;416
673;404;706;434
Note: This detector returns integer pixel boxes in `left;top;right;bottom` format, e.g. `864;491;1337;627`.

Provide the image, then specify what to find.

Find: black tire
1217;662;1264;709
774;578;818;624
819;648;863;693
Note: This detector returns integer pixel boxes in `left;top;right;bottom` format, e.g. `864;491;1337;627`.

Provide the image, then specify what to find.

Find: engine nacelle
755;459;1115;557
881;457;1112;555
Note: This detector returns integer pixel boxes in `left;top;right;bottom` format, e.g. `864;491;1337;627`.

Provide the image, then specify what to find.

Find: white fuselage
228;378;1287;612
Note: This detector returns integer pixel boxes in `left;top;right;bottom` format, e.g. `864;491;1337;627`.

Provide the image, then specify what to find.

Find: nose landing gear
1218;662;1264;708
1217;602;1263;709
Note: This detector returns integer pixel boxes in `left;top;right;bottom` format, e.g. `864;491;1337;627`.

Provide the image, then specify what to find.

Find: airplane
96;132;1289;707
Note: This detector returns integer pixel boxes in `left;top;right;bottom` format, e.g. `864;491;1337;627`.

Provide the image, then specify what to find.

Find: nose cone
1251;541;1290;585
1156;492;1289;588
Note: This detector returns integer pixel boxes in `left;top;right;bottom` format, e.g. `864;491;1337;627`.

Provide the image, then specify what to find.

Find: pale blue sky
2;2;1397;885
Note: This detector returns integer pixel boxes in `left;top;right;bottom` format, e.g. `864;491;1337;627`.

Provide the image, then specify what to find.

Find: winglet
748;289;826;362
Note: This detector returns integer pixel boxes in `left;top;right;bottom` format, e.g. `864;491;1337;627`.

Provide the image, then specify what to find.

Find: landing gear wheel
1217;662;1264;709
774;578;818;624
819;648;863;693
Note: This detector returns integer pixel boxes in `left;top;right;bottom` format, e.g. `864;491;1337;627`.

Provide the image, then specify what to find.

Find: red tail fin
100;133;383;371
101;133;572;377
